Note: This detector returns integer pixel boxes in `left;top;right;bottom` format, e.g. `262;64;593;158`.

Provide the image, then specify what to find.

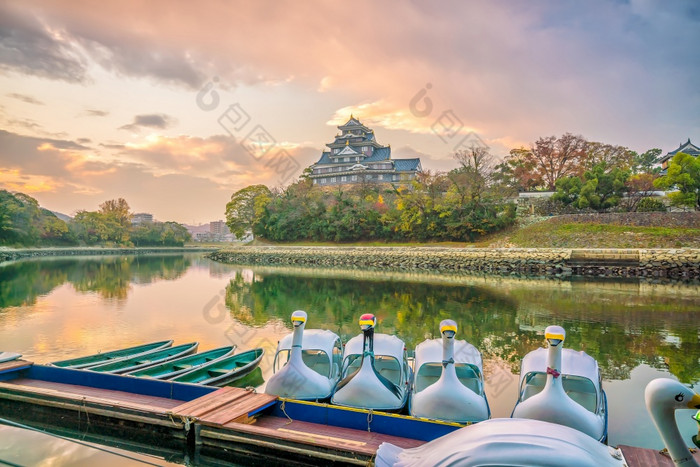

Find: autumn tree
508;133;588;190
624;173;657;211
225;185;272;239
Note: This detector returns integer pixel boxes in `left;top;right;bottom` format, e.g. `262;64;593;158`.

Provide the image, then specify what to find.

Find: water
0;253;698;463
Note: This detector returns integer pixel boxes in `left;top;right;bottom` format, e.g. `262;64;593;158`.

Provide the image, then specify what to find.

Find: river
0;253;698;463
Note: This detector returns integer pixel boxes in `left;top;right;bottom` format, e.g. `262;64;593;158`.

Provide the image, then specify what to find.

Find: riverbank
0;246;218;263
209;246;700;281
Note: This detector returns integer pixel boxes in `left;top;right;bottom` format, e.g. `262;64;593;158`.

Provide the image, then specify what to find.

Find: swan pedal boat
377;378;700;467
266;310;342;400
410;319;490;423
511;325;608;443
331;313;411;412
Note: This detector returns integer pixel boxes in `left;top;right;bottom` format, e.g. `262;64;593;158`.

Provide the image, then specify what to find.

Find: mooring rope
280;400;293;426
366;409;373;432
0;417;163;466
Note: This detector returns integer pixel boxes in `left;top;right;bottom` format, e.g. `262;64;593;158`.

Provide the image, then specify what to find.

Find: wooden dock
0;360;698;466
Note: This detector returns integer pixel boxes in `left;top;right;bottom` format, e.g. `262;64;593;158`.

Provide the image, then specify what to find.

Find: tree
576;163;629;211
99;198;132;244
624;173;657;212
585;142;635;172
493;154;541;192
632;148;662;175
508;133;588;190
654;152;700;210
225;185;272;239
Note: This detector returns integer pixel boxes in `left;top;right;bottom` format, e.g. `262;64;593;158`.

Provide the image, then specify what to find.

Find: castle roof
659;138;700;163
394;158;421;172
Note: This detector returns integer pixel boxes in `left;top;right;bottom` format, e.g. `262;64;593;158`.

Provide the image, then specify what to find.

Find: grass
231;215;700;249
493;218;700;248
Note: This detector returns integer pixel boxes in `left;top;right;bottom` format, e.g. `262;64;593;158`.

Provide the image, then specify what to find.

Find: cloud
0;2;88;83
118;114;177;132
6;93;44;105
82;109;109;117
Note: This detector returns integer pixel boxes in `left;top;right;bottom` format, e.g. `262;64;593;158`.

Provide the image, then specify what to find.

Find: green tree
653;152;700;210
576;163;629;211
225;185;272;239
99;198;132;244
632;148;662;175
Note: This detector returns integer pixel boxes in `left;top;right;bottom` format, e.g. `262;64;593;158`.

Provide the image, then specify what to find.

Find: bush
636;197;667;212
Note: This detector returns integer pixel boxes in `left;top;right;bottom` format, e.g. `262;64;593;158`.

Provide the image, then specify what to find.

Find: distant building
309;116;422;187
658;138;699;173
210;220;230;236
132;213;153;225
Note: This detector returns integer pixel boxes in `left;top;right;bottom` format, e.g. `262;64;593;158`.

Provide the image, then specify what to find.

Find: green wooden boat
126;345;236;380
87;342;199;374
171;348;264;386
50;340;173;369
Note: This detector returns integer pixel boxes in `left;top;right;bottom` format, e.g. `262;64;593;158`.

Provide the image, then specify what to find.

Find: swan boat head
331;313;406;411
409;319;489;423
512;325;606;441
377;378;700;467
265;310;335;400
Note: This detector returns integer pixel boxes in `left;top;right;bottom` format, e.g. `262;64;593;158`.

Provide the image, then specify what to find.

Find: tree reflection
224;268;699;384
0;255;191;306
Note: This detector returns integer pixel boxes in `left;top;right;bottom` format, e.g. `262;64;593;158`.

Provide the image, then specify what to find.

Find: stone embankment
209;247;700;280
0;247;217;263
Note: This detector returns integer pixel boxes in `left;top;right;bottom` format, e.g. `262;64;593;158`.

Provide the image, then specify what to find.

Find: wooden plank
170;387;237;413
619;445;700;467
172;387;251;417
214;415;424;456
0;359;32;373
0;378;184;411
202;393;276;425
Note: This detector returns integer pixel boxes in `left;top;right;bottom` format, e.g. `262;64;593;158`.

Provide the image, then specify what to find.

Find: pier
0;360;697;466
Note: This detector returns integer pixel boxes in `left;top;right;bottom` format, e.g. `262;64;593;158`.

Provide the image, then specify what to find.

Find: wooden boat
266;310;342;400
170;348;264;386
376;378;700;467
125;345;236;380
511;325;608;443
87;342;199;374
409;319;490;423
0;352;21;364
50;340;173;369
331;313;411;412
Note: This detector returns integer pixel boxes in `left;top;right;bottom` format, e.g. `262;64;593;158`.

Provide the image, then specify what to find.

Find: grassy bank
479;214;699;249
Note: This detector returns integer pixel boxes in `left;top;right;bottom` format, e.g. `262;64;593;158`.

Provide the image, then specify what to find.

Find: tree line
226;133;699;242
227;146;517;242
0;192;191;247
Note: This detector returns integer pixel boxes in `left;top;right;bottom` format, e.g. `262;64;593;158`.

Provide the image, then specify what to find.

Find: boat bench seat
207;369;230;377
172;364;192;371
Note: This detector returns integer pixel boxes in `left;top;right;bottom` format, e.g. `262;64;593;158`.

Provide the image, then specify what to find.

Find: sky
1;0;699;224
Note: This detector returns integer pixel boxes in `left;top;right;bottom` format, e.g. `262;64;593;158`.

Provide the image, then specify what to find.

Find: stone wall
208;247;700;281
0;247;218;263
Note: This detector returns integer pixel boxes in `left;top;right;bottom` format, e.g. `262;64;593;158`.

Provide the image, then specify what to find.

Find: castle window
378;174;383;180
341;176;347;182
331;177;336;183
351;175;357;181
343;157;349;162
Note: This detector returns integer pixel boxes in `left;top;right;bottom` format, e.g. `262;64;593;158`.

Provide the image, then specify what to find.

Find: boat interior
519;372;599;413
273;349;338;378
343;354;403;386
414;362;484;394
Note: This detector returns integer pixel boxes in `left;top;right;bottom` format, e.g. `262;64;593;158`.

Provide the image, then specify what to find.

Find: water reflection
0;255;191;306
224;266;700;385
0;254;698;452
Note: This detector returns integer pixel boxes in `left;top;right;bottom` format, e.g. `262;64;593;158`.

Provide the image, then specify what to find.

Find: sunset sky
1;0;698;224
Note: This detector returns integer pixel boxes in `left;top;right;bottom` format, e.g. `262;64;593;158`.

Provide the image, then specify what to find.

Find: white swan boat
265;310;342;401
331;313;411;411
376;378;700;467
409;319;490;423
511;325;608;442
